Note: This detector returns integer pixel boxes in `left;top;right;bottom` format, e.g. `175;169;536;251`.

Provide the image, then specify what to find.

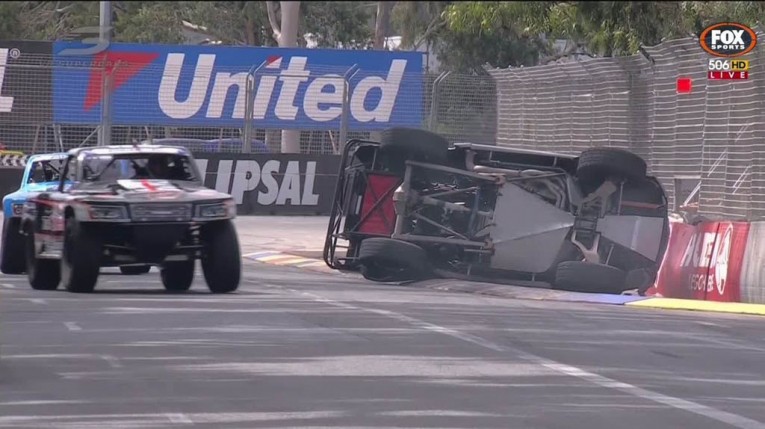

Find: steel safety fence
486;30;765;221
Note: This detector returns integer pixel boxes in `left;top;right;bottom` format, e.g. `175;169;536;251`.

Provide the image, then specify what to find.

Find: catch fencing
2;34;764;220
0;40;495;158
486;30;765;221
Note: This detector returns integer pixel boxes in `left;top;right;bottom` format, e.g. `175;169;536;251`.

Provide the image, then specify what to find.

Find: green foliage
436;1;765;70
301;2;374;49
1;1;763;74
114;2;185;44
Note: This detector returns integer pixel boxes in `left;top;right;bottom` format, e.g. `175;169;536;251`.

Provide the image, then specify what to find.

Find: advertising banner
193;153;340;215
0;40;53;124
52;42;425;130
654;221;749;302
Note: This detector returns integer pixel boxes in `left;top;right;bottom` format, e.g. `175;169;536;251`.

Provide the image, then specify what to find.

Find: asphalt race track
2;262;765;429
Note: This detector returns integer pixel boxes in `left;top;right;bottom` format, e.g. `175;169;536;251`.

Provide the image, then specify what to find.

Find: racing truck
323;128;671;295
2;152;68;275
19;144;241;294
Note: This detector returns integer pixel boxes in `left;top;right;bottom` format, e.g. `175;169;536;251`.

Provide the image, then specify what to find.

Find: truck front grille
130;203;192;222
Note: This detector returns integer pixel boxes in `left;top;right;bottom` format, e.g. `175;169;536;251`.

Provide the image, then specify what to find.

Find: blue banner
52;42;425;130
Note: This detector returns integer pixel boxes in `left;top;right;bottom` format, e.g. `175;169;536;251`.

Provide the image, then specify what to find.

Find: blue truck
1;153;69;274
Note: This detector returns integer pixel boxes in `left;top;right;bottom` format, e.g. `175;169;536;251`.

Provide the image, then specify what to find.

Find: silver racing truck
324;128;671;295
20;144;241;294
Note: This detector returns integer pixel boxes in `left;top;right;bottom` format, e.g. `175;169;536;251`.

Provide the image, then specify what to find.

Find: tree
266;1;301;153
391;1;449;51
301;2;374;49
373;1;391;49
113;2;185;44
439;1;765;66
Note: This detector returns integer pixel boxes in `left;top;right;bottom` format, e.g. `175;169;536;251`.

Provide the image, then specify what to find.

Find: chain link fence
3;33;763;220
0;50;495;159
487;30;765;221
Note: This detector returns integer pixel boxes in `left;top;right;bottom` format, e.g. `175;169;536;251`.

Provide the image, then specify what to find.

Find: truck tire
200;220;240;294
25;230;60;290
357;238;431;282
1;217;25;274
61;218;102;293
379;128;450;172
161;260;195;292
120;265;151;275
577;147;647;186
554;261;627;294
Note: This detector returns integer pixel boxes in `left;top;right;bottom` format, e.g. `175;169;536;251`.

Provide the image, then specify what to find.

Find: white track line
63;322;82;332
259;282;765;429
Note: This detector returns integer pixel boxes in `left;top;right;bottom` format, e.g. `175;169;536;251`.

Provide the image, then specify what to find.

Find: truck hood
70;180;231;203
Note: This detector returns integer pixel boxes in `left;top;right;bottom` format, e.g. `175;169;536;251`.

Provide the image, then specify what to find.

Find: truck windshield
27;159;64;184
81;154;199;182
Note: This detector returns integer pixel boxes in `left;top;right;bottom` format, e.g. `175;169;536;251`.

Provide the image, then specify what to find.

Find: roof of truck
67;144;192;157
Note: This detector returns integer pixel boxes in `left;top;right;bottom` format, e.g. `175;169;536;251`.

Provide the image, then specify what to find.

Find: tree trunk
279;1;301;154
374;1;392;50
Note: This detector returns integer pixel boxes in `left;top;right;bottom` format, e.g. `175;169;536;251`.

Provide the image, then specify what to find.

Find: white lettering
158;53;215;119
304;75;344;122
252;76;277;120
0;49;15;113
211;159;321;207
711;29;745;49
230;160;261;205
194;159;208;178
301;162;319;205
157;54;409;124
275;57;310;120
350;59;407;123
679;233;699;268
276;161;302;205
206;72;248;119
214;160;233;194
258;160;281;205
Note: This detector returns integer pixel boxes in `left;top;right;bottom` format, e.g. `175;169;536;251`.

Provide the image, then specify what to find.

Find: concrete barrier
0;152;342;216
651;217;765;305
740;221;765;304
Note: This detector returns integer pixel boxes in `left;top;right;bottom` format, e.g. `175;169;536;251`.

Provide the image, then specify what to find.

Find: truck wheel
554;261;627;294
379;128;450;173
200;220;240;294
61;218;102;293
357;238;431;282
1;217;25;274
25;230;60;290
120;265;151;275
161;260;195;292
577;147;647;186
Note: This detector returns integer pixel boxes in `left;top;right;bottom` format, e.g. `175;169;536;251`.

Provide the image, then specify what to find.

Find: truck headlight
196;200;236;219
11;203;24;217
87;205;128;221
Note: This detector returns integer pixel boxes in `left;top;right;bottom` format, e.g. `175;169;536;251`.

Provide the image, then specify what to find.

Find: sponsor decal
197;158;319;206
679;224;730;296
671;222;748;302
53;42;424;129
192;154;340;215
0;41;54;122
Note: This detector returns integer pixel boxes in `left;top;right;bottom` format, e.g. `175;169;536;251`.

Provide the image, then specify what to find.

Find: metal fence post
428;71;449;132
339;64;359;152
99;60;119;146
242;60;267;154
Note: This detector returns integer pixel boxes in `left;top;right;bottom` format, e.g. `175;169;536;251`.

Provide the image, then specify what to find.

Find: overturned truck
323;129;671;295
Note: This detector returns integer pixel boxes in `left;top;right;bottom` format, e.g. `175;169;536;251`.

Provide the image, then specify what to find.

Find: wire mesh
3;34;765;219
487;31;765;221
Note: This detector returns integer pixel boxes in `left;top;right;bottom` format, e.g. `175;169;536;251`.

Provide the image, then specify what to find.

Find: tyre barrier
647;217;765;304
